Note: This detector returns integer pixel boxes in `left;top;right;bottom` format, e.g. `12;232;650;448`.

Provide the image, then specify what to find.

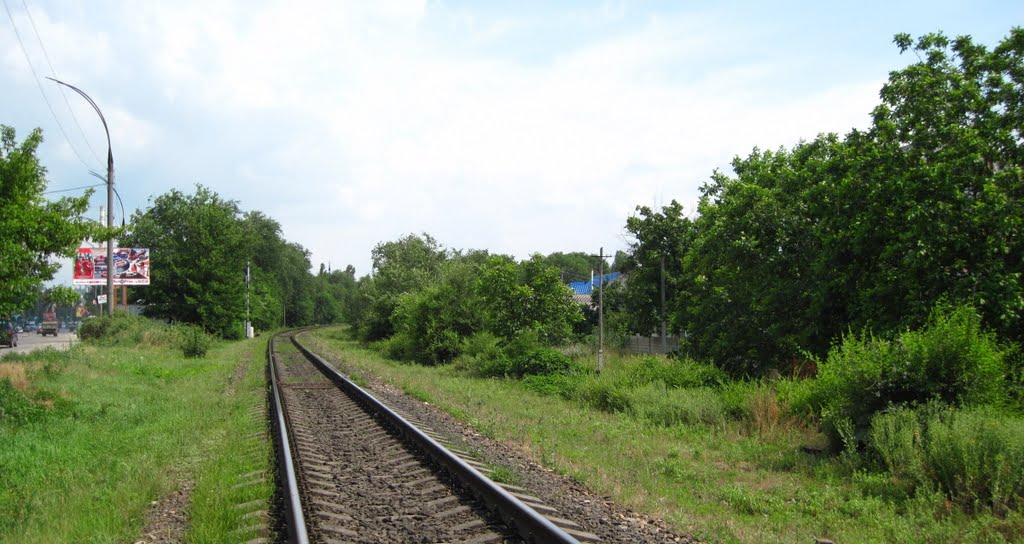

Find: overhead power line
21;0;102;164
2;0;97;170
43;182;105;194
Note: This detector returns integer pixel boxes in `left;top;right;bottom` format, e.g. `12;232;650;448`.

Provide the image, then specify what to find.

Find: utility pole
660;252;667;353
47;78;114;316
245;262;253;338
598;247;605;373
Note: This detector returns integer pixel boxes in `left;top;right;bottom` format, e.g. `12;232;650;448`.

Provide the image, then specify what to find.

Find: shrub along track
270;329;600;543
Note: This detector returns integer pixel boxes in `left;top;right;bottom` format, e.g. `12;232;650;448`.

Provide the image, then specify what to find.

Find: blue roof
568;272;621;295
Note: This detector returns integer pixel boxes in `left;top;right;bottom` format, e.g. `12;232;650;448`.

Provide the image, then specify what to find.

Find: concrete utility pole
47;77;114;316
661;252;667;353
598;247;605;374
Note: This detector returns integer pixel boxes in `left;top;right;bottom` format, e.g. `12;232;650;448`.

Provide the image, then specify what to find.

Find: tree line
606;29;1024;376
3;29;1020;374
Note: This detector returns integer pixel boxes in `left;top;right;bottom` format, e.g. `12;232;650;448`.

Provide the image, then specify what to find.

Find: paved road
1;331;78;358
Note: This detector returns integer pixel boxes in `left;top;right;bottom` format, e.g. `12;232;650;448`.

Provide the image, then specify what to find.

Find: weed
485;463;521;486
178;324;213;358
0;379;44;426
629;384;727;427
348;371;369;388
402;384;433;403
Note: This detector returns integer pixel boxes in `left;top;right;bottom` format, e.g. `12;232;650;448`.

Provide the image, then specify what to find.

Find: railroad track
268;330;601;543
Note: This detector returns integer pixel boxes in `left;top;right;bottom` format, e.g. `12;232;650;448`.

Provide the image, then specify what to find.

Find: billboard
73;247;150;286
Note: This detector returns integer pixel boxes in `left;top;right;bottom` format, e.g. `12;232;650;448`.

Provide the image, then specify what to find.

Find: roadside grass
0;332;272;543
186;339;274;543
309;326;1021;543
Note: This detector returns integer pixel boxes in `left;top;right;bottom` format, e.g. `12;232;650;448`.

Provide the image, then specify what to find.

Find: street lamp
46;77;115;317
88;171;125;227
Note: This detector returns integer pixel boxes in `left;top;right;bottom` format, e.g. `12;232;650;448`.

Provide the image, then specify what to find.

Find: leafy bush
378;331;418;362
867;405;1024;515
811;305;1008;449
775;376;818;419
78;313;179;347
177;324;212;358
452;331;511;377
505;347;574;377
574;377;633;413
389;268;482;365
868;407;925;482
519;373;580;398
924;407;1024;514
454;330;575;378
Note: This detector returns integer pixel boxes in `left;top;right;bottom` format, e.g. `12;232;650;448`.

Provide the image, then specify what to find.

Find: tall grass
0;330;270;543
870;406;1024;515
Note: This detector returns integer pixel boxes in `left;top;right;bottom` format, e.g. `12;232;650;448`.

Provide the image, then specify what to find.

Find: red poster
72;247;150;286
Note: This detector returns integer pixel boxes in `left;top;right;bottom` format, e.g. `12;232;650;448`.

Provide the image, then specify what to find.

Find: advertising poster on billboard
73;247;150;286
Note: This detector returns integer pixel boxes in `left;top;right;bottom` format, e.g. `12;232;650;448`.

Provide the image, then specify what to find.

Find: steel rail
291;332;580;544
268;334;311;544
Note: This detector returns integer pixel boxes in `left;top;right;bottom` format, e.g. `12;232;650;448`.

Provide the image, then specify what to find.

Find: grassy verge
308;326;1022;544
0;330;272;543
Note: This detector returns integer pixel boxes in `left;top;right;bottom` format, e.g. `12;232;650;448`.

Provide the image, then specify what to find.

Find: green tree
540;251;605;283
123;185;247;336
478;255;582;345
683;138;838;374
390;259;484;364
359;233;447;340
0;126;93;316
621;200;692;337
44;286;81;307
838;29;1024;342
241;211;317;329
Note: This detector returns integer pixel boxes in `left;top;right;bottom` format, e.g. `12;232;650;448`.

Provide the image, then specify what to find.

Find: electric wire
21;0;102;164
43;183;105;194
2;0;97;171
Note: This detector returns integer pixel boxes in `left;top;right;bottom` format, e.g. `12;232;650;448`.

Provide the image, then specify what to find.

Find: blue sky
2;1;1020;279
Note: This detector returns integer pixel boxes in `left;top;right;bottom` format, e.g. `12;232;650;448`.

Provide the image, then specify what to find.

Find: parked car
0;320;18;348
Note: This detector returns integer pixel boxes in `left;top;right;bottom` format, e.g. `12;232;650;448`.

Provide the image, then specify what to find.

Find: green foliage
503;345;574;378
359;233;447;341
537;251;607;283
122;189;327;336
614;29;1024;374
0;126;94;317
178;324;213;358
627;384;728;427
625;355;728;389
453;330;575;378
76;313;216;358
0;379;44;426
451;331;510;377
867;405;1024;515
924;407;1024;514
478;254;583;345
123;186;247;336
574;377;634;413
77;313;176;346
242;211;316;329
812;305;1008;448
43;286;80;307
519;372;580;398
620;200;691;337
389;260;483;365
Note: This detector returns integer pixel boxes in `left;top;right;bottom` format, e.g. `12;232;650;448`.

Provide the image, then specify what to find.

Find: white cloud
6;0;965;278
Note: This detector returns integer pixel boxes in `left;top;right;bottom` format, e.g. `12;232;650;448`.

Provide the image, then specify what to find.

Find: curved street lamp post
46;77;115;316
